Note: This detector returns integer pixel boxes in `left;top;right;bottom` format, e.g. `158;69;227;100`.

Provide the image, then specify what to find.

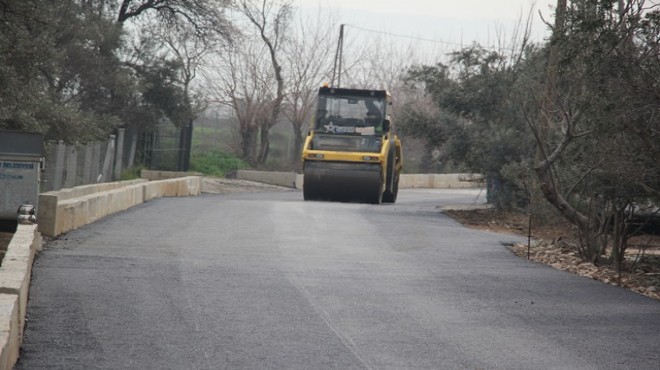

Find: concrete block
0;332;9;370
140;170;202;181
295;174;304;189
38;176;201;237
1;225;39;344
43;179;146;202
0;294;19;370
399;174;429;188
143;181;162;202
237;170;297;188
36;194;58;237
186;177;202;196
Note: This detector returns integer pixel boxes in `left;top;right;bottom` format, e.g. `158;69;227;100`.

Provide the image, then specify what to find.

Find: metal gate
140;121;193;172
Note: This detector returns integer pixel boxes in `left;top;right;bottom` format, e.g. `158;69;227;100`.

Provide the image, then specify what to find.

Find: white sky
295;0;555;50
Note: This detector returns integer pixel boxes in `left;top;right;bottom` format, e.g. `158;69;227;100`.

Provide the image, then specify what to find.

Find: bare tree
236;0;292;165
117;0;233;39
204;41;274;164
145;19;225;115
281;7;337;169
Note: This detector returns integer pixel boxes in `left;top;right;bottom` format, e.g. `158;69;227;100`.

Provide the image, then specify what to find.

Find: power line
343;24;508;52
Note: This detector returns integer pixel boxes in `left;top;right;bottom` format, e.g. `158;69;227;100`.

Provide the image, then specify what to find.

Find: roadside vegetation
400;0;660;277
190;150;249;177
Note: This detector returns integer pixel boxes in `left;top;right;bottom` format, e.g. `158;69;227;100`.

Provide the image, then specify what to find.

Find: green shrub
190;151;249;177
120;166;146;181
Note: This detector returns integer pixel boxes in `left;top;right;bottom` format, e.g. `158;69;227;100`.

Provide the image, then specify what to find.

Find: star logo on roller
324;122;337;133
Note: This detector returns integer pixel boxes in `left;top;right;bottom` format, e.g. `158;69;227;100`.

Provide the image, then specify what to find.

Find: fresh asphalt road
16;189;660;369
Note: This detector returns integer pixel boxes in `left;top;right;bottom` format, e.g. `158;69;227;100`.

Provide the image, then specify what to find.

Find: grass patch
190;150;249;177
120;166;146;180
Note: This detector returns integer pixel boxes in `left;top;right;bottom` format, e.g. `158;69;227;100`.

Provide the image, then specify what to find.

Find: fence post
53;140;66;191
91;142;101;182
127;133;137;169
83;144;92;184
101;134;116;183
42;143;55;192
63;145;77;189
113;128;125;180
184;120;193;171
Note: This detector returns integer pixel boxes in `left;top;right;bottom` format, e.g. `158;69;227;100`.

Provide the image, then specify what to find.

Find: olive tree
532;0;660;268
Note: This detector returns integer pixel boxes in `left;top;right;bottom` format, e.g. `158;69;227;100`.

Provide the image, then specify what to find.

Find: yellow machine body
302;87;403;204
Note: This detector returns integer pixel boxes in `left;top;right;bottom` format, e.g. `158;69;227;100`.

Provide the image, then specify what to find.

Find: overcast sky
295;0;555;53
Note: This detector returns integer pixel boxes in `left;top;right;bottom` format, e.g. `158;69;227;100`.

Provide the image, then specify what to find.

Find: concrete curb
237;170;300;189
236;170;484;190
37;176;202;237
399;173;484;189
0;224;41;370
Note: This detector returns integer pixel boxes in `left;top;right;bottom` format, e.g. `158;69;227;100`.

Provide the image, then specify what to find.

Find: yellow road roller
302;86;403;204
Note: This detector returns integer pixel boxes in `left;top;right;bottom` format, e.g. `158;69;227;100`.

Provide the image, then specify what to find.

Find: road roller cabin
302;86;403;204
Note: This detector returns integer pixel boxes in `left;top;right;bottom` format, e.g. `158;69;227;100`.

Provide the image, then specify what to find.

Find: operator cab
314;87;391;136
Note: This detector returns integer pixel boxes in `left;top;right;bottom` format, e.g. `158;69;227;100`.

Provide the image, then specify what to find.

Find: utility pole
331;24;345;87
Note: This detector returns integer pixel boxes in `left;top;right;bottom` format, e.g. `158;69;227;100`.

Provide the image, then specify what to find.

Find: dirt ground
445;208;660;301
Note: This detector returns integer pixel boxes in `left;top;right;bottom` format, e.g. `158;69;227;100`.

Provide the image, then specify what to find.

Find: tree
235;0;291;165
141;18;225;122
531;0;660;268
402;39;540;208
116;0;232;39
204;42;273;164
0;0;128;141
281;7;336;169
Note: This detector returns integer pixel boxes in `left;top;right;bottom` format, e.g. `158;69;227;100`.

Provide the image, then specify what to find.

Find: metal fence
41;129;130;192
41;122;192;192
140;122;192;172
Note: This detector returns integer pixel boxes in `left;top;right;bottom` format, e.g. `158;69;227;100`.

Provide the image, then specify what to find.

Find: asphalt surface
16;189;660;369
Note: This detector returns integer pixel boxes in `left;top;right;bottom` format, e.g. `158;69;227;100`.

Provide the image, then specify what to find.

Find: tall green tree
532;0;660;268
0;0;233;143
402;43;543;208
0;0;128;141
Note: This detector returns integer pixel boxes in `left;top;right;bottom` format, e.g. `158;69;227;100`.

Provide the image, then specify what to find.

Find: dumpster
0;130;44;222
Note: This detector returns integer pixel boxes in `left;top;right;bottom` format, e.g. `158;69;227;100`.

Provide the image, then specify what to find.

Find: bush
190;151;249;177
120;166;146;181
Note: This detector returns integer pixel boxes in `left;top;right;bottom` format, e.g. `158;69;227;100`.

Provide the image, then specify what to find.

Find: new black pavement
15;189;660;369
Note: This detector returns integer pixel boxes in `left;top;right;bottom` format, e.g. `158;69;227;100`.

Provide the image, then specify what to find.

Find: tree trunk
290;120;305;171
257;125;270;165
240;124;258;165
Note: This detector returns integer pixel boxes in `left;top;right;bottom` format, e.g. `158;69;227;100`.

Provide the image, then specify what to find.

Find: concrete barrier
0;224;41;370
236;170;298;188
0;294;19;370
38;176;202;237
237;170;483;190
140;170;202;181
143;176;202;201
401;173;484;189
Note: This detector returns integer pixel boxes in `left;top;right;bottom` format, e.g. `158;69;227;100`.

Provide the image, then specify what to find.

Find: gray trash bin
0;130;44;222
